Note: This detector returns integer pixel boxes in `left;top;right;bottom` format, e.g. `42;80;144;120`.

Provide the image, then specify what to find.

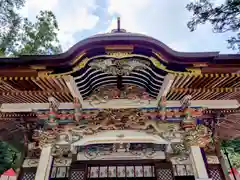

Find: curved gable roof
0;31;239;68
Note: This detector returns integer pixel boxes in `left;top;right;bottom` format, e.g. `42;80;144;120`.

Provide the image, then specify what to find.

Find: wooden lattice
208;164;226;180
21;172;35;180
209;169;223;180
156;168;174;180
70;170;85;180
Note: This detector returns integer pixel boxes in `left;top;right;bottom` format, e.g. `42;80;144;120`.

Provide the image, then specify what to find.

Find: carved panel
34;109;185;147
36;107;202;122
87;165;155;178
183;124;214;152
172;164;194;176
76;142;166;160
31;108;214;155
53;158;72;166
22;159;39;168
207;156;220;164
87;84;153;104
89;58;149;76
50;166;70;179
170;156;191;165
171;156;194;176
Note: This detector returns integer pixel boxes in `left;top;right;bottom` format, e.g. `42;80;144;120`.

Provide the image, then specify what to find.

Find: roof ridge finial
111;17;126;33
117;17;121;32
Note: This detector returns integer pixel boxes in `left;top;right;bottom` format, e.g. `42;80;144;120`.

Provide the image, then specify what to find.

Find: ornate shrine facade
0;22;240;180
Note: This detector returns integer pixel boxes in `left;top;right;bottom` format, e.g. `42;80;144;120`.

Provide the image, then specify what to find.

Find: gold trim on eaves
25;51;202;77
0;73;239;81
47;53;203;77
1;52;240;80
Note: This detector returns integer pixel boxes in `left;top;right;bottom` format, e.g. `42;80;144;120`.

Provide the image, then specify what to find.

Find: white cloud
106;0;234;53
21;0;99;51
19;0;235;53
24;0;58;12
107;0;150;33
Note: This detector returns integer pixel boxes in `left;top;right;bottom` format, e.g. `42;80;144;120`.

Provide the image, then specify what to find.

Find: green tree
0;0;25;55
15;11;62;55
0;141;20;174
0;0;62;56
186;0;240;51
221;139;240;170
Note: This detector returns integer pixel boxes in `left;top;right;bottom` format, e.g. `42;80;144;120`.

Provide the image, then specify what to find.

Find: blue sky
21;0;235;53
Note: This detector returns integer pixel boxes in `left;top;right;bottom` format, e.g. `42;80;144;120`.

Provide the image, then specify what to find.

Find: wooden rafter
0;80;20;92
167;74;240;100
0;91;73;103
0;77;70;91
0;76;73;103
171;74;240;89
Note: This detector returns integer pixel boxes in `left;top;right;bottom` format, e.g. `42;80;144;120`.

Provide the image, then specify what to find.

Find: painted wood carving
89;58;149;76
36;107;203;122
87;85;153;106
81;143;166;160
30;108;213;158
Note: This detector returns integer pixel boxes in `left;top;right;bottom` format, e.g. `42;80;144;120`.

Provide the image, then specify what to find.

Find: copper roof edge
0;32;239;66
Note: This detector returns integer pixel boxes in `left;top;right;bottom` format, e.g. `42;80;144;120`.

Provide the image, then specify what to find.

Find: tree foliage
0;0;24;55
186;0;240;51
221;139;240;170
0;0;62;56
16;11;62;55
0;0;25;27
0;141;20;174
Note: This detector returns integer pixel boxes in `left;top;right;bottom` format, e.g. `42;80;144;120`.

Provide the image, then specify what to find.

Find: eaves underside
0;33;239;103
0;77;73;103
0;73;239;104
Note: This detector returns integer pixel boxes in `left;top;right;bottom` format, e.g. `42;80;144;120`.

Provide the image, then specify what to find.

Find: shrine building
0;19;240;180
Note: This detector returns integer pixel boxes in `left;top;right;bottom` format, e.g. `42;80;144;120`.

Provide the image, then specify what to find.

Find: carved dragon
125;115;181;138
56;110;121;140
53;109;183;142
33;108;211;153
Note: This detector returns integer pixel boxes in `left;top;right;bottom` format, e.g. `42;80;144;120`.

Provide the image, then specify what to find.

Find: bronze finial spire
111;17;126;33
117;17;121;31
